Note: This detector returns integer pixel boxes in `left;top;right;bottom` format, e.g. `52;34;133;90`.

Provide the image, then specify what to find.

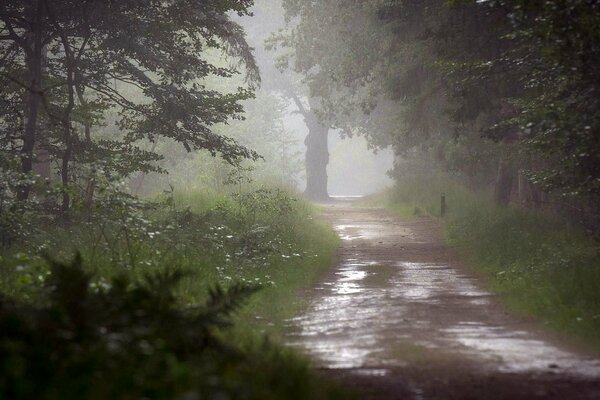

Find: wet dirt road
286;203;600;399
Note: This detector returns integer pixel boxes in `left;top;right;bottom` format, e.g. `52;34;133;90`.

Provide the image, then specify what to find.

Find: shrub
0;254;270;399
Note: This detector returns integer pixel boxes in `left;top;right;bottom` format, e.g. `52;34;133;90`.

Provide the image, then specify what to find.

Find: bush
0;254;346;400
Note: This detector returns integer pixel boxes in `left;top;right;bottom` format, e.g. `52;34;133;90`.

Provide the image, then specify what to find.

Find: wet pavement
286;203;600;399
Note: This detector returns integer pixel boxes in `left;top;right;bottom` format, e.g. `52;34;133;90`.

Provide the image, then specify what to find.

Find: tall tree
274;0;600;210
241;0;331;199
0;0;260;209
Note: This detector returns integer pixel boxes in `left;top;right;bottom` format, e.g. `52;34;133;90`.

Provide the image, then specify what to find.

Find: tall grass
0;184;348;399
383;174;600;350
1;185;338;331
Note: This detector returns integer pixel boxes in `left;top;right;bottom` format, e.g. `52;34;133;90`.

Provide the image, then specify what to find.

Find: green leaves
0;0;261;213
278;0;600;206
0;253;261;399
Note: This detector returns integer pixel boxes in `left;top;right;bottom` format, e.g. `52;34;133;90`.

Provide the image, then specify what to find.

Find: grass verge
0;185;347;399
380;174;600;351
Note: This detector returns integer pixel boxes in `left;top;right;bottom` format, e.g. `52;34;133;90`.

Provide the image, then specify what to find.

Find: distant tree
244;0;332;200
274;0;600;210
270;0;414;200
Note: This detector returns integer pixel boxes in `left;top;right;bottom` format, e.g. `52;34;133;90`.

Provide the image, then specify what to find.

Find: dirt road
286;203;600;399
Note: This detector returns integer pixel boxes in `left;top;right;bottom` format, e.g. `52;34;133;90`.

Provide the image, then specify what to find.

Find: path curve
287;203;600;400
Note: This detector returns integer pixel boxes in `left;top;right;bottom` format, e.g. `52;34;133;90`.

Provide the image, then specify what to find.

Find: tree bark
32;146;50;179
287;93;330;201
50;3;77;213
17;0;45;201
75;81;96;208
494;157;514;206
304;116;329;201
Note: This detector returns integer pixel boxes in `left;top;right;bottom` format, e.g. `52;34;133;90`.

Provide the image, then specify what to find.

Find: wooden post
441;193;446;218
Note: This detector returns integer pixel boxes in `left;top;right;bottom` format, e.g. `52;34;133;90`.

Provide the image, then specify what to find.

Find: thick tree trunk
304;118;329;201
287;93;330;201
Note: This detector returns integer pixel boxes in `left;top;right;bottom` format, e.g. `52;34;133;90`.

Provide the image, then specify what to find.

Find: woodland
0;0;599;398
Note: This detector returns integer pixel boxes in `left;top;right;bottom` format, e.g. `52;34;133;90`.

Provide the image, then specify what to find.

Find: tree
489;0;600;201
274;0;600;211
0;0;260;210
235;0;332;200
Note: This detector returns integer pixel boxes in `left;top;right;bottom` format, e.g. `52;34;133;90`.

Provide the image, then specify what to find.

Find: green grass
381;174;600;351
0;185;348;399
1;187;338;326
235;220;338;336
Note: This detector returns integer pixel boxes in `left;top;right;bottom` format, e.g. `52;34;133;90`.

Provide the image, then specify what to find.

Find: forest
1;0;599;399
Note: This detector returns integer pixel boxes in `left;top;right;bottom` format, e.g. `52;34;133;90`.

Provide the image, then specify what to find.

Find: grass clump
384;174;600;350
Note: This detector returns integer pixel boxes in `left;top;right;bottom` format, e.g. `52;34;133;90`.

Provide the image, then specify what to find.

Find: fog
230;1;395;199
278;102;394;196
1;1;599;398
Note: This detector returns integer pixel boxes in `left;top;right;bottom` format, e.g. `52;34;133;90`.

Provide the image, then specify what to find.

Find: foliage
488;0;600;198
0;167;36;246
0;253;346;400
0;0;260;211
275;0;600;209
127;90;304;196
0;185;337;327
0;185;345;399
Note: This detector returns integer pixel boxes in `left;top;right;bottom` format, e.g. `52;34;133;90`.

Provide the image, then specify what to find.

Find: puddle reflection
287;247;600;377
443;322;600;376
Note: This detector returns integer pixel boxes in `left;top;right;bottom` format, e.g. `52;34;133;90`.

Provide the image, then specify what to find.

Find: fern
0;254;262;399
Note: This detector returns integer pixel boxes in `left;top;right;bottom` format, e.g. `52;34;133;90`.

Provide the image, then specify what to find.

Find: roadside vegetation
0;1;349;397
0;184;344;399
375;174;600;351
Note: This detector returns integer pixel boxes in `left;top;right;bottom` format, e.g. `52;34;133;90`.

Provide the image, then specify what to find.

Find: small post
441;193;446;218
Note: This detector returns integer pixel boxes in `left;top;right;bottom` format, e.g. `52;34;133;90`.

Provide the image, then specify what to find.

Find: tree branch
0;15;28;50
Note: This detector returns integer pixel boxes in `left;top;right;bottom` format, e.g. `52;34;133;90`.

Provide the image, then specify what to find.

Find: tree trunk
528;179;543;209
287;92;330;201
54;15;77;213
494;157;514;206
18;0;45;201
304;117;329;201
60;121;73;213
33;146;50;180
75;82;96;208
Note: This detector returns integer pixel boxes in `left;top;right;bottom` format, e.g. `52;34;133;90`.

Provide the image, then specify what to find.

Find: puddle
353;368;389;377
442;322;600;376
287;207;600;380
336;223;385;241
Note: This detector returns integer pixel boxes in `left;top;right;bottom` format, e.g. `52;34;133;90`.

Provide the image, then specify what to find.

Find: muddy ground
286;203;600;399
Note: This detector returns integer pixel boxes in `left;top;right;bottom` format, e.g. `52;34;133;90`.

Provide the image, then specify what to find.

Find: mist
1;1;599;399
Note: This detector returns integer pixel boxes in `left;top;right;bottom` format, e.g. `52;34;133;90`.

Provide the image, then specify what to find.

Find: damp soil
285;202;600;400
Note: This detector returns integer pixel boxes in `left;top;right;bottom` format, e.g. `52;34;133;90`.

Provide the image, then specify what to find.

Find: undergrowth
0;185;344;399
0;254;346;399
382;174;600;351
